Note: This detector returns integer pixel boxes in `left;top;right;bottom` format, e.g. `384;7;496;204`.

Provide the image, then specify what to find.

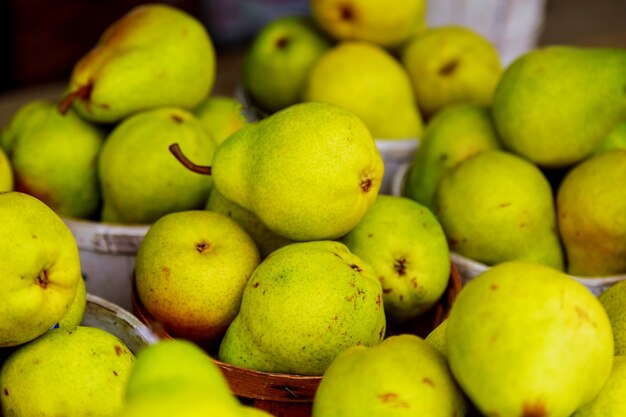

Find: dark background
0;0;625;95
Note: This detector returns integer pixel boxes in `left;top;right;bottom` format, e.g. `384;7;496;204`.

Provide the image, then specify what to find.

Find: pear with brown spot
447;262;614;417
312;333;467;417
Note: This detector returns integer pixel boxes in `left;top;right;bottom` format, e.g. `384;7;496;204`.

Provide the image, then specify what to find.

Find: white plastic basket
426;0;547;65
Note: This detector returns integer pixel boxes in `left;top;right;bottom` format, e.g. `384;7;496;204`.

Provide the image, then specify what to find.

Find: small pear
58;276;87;329
2;100;104;219
99;107;216;224
341;195;450;321
424;318;448;357
492;46;626;167
447;262;614;417
194;96;247;145
135;210;260;346
59;4;215;123
304;41;423;139
594;121;626;155
572;356;626;417
310;0;426;48
0;326;135;417
598;279;626;355
557;149;626;276
402;26;502;118
0;147;12;192
435;150;564;270
218;241;386;375
402;104;502;210
312;334;467;417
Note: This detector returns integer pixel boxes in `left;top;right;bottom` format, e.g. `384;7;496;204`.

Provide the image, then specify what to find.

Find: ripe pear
557;149;626;276
401;26;502;118
492;46;626;168
0;326;135;417
218;241;386;375
0;146;12;192
205;101;383;241
243;15;331;113
598;279;626;355
58;276;87;328
194;96;247;145
310;0;426;48
447;262;614;417
135;210;260;346
205;187;292;258
594;121;626;155
424;318;447;357
59;4;215;123
2;100;104;219
312;334;467;417
402;104;502;210
341;195;450;321
572;356;626;417
0;192;81;346
99;107;216;224
435;150;564;270
304;41;423;139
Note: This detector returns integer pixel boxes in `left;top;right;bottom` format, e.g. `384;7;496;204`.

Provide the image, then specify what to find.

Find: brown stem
169;143;212;175
57;84;92;114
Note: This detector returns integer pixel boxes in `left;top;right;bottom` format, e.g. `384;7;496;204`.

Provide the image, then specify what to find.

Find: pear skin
58;277;87;329
573;356;626;417
594;121;626;155
194;96;247;145
0;147;12;192
599;280;626;356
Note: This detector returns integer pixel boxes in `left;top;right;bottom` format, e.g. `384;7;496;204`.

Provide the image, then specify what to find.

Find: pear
205;187;292;258
59;4;215;123
304;41;423;139
312;334;467;417
194;96;247;145
492;46;626;168
0;192;81;346
557;149;626;276
2;100;104;219
401;26;502;118
594;121;626;155
0;326;135;417
341;195;450;321
598;279;626;355
573;356;626;417
180;101;383;241
135;210;260;346
435;150;564;270
424;318;447;357
402;104;502;210
0;147;12;192
218;241;386;375
310;0;426;48
447;262;614;417
58;276;87;328
99;107;216;224
243;15;331;113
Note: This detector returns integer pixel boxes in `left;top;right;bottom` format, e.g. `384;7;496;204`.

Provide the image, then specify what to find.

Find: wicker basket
131;263;462;417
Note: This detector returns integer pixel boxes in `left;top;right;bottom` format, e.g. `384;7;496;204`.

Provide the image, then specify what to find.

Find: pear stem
57;84;92;115
169;143;212;175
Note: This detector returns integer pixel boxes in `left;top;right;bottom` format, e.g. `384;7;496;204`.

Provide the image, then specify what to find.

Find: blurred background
0;0;624;96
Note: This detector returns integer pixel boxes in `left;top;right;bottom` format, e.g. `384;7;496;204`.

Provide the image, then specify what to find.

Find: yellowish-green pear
599;280;626;356
194;96;247;145
0;147;12;192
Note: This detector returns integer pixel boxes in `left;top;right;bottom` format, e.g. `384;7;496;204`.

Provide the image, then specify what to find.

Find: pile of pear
242;0;503;141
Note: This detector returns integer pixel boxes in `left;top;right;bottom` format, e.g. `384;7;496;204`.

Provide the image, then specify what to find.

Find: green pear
0;192;81;346
310;0;426;48
0;146;12;192
598;279;626;355
341;195;450;321
402;104;502;210
58;276;87;328
447;261;614;417
99;107;216;224
401;26;502;118
492;46;626;168
194;96;247;145
205;187;292;258
424;318;447;357
312;334;467;417
0;326;135;417
573;356;626;417
218;241;386;375
594;121;626;155
435;150;564;270
557;149;626;276
59;4;215;123
202;101;383;241
304;41;423;139
2;100;104;219
243;15;331;113
135;210;259;346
